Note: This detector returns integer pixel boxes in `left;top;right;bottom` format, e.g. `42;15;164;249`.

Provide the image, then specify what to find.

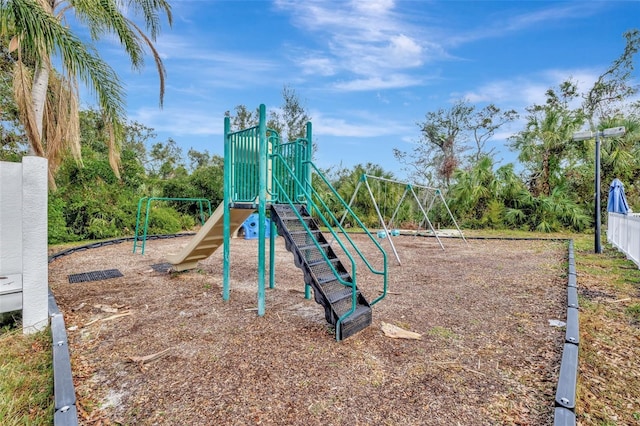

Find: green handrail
271;146;387;340
133;197;212;255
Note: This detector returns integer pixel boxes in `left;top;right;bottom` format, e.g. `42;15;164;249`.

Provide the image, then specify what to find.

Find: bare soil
49;234;567;425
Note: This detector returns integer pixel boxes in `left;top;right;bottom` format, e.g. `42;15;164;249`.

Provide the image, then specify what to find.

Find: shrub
48;193;77;244
148;207;183;234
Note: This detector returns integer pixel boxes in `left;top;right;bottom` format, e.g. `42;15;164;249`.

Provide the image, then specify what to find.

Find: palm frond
70;0;144;69
7;0;127;122
126;17;166;107
126;0;173;38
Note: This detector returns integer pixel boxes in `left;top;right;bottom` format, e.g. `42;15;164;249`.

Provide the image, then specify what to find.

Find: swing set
343;174;466;265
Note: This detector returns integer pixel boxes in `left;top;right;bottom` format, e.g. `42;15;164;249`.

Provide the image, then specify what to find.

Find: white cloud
388;34;423;67
446;2;606;47
273;0;436;90
459;67;602;110
311;109;413;138
298;56;336;76
333;75;422;91
352;0;395;15
130;106;221;136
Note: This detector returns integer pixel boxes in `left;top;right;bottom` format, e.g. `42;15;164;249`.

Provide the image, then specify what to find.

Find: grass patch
427;325;457;340
626;304;640;323
0;317;53;425
572;233;640;425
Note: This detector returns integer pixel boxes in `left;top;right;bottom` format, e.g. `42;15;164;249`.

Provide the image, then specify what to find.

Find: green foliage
45;110;221;243
447;157;589;232
86;217;119;239
47;193;77;244
147;207;184;234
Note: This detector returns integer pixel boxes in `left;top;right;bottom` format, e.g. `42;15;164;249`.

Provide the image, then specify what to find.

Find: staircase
270;203;372;340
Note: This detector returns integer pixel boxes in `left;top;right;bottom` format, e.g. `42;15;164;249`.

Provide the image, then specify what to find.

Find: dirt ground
49;233;567;426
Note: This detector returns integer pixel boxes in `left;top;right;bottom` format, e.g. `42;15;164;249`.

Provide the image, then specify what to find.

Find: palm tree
600;116;640;183
0;0;171;188
510;81;585;198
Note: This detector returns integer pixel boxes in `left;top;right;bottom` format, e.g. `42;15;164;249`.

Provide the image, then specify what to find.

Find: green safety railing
270;139;388;340
226;125;261;205
270;137;309;205
132;197;212;254
225;125;283;206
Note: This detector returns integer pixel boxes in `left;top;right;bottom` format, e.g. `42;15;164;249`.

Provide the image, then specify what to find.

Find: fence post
21;156;49;333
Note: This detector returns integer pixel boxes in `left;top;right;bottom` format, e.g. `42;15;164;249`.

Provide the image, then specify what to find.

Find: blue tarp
607;178;630;214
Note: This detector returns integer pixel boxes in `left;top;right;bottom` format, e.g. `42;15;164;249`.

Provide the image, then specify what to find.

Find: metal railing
133;197;212;255
226;125;261;204
270;145;388;338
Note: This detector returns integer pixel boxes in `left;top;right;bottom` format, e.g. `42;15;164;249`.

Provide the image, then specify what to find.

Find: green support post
305;122;312;209
223;116;231;301
133;197;211;255
304;124;312;302
257;104;267;316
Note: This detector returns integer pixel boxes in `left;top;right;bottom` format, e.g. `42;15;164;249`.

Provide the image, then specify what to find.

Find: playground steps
166;204;254;271
270;204;372;340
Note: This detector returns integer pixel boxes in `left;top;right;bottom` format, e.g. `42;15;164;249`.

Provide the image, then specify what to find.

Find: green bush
147;207;183;234
179;214;196;230
48;193;77;244
86;217;119;240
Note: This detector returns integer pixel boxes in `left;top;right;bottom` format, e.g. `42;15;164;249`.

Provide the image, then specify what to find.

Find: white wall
0;156;48;333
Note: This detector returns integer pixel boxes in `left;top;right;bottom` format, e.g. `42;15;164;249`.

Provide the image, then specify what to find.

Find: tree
448;156;500;228
468;104;518;163
510;81;585;197
0;0;172;188
394;99;516;187
0;31;27;160
268;85;311;142
187;148;212;171
583;29;640;124
147;138;184;180
226;86;314;153
225;104;259;131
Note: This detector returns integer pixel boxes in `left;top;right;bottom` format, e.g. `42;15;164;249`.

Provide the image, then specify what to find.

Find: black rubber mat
68;269;123;284
151;263;172;273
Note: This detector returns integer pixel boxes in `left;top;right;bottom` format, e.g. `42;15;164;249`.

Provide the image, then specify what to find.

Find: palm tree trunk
31;62;50;153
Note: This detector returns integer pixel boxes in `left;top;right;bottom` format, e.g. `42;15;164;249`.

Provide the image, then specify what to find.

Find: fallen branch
381;322;421;340
83;311;132;327
606;298;631;304
128;347;173;365
101;311;132;322
459;365;486;376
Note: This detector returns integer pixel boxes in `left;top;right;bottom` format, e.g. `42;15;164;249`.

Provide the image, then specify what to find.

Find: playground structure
164;105;388;340
240;213;273;239
344;174;466;265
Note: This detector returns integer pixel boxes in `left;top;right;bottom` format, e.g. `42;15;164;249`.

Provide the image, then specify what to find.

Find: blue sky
89;0;640;180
